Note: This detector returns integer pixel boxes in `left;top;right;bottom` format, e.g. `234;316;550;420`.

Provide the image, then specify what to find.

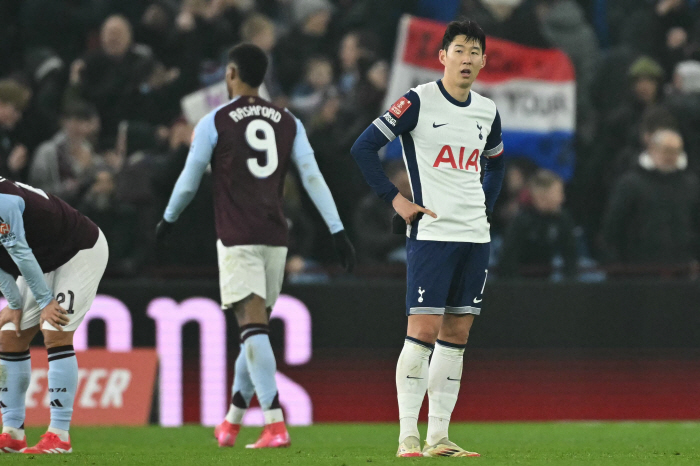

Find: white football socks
426;340;465;446
396;337;433;443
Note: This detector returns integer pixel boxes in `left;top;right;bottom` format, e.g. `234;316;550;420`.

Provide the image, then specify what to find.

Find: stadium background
1;0;700;429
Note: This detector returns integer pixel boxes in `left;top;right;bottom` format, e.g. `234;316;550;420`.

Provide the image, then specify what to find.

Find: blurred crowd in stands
0;0;699;281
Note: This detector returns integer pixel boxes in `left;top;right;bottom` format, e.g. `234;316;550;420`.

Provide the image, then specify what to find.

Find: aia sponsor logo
0;223;9;235
389;97;412;118
433;146;480;172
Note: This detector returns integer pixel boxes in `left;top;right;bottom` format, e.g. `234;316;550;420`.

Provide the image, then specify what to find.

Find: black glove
332;230;356;273
155;218;175;244
485;209;492;224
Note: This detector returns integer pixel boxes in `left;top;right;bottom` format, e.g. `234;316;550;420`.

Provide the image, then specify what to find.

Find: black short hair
227;43;268;88
441;19;486;54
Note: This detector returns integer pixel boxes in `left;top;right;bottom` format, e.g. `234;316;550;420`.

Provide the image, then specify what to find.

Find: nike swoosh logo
432;122;448;128
447;376;460;381
406;376;424;379
473;297;482;303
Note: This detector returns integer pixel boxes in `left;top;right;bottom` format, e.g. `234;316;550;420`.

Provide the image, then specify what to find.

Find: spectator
273;0;335;94
151;119;217;268
283;173;325;282
78;167;140;276
290;56;337;123
535;0;599;139
607;106;678;188
665;60;700;172
353;162;411;264
18;0;104;64
575;105;678;252
303;58;385;243
337;30;379;95
598;56;665;171
333;57;389;149
29;103;101;206
619;0;696;75
499;169;578;278
335;0;419;59
490;157;537;235
240;13;283;101
460;0;551;48
21;48;67;147
137;2;183;68
66;15;155;144
175;0;248;67
0;79;31;182
602;128;699;267
338;31;363;95
0;0;22;74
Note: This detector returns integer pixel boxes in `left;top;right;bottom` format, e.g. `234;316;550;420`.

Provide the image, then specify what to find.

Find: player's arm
157;110;218;240
351;91;435;225
0;267;24;335
0;268;23;311
289;115;355;272
0;194;54;312
481;109;505;217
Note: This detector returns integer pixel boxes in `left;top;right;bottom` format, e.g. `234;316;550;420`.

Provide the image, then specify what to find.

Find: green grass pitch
3;422;699;465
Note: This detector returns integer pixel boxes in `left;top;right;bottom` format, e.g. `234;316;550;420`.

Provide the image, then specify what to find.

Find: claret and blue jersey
164;95;344;247
0;178;99;310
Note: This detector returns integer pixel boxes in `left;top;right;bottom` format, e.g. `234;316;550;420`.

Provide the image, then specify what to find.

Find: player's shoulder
469;89;498;114
0;190;25;215
283;107;304;130
409;81;439;101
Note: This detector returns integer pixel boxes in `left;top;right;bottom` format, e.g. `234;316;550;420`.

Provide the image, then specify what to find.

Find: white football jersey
373;80;503;243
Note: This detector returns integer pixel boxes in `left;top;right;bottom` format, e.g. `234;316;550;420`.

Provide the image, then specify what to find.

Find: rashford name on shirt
228;104;282;123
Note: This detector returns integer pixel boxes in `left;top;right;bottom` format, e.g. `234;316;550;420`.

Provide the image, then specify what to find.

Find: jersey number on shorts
245;119;278;179
56;290;75;314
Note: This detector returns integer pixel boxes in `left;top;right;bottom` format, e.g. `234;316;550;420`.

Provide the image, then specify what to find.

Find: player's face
439;36;486;88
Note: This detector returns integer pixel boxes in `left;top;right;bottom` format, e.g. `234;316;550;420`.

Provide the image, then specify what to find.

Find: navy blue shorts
406;238;490;316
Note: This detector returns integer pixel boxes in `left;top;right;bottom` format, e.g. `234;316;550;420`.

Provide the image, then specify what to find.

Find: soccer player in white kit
351;20;505;457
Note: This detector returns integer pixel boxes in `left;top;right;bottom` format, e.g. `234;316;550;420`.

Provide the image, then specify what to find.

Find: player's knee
0;330;31;352
409;328;440;345
231;297;268;326
440;327;470;346
42;329;74;349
